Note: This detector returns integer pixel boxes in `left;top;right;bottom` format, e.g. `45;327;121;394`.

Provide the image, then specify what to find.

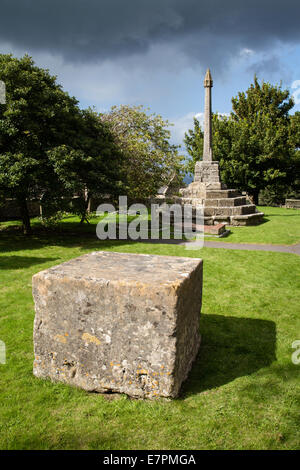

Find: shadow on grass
0;255;58;270
181;313;276;397
258;214;270;227
256;216;270;225
0;231;96;253
0;230;188;254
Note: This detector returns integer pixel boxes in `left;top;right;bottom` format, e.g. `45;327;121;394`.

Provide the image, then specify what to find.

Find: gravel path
203;241;300;255
138;238;300;255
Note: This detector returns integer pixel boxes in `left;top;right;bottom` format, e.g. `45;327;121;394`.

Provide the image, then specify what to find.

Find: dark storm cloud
1;0;300;68
247;55;286;79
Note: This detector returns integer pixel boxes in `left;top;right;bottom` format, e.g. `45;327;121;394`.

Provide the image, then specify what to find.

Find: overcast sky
1;0;300;146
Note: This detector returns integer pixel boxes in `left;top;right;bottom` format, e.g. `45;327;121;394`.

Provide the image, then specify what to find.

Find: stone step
180;198;204;205
204;204;256;217
206;189;241;199
203;223;227;236
203;196;247;207
204;215;230;225
174;222;227;236
204;211;264;226
230;212;265;226
168;204;256;220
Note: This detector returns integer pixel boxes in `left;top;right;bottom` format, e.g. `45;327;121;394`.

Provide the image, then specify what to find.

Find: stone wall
0;199;41;221
286;199;300;209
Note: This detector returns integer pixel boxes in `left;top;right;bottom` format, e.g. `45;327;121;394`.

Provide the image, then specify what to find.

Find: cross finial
204;68;213;87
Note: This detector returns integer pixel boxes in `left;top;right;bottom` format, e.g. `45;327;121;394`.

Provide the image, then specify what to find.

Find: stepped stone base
32;251;203;399
203;212;264;226
179;161;264;226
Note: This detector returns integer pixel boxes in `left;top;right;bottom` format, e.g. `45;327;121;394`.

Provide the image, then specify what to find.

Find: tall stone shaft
203;68;213;161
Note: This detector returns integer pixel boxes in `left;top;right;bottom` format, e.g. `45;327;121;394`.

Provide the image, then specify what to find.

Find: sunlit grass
205;206;300;245
0;218;299;449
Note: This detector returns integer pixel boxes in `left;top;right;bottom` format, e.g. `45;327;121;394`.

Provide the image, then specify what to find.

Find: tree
184;117;204;175
100;105;184;200
289;112;300;150
0;54;82;233
287;112;300;200
48;109;124;224
0;54;123;233
184;77;299;204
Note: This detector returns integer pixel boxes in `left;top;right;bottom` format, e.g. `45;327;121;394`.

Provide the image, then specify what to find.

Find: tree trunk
87;196;91;214
17;196;32;235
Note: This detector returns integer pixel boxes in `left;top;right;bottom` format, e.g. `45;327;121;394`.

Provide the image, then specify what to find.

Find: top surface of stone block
36;251;202;287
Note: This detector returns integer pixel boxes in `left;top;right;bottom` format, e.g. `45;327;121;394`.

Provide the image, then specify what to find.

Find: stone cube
33;251;203;398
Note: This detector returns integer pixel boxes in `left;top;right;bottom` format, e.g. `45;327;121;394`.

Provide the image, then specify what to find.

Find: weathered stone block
286;199;300;209
203;223;227;235
235;204;256;215
231;212;264;226
204;197;247;207
204;206;238;216
33;251;203;399
205;189;240;199
194;161;222;184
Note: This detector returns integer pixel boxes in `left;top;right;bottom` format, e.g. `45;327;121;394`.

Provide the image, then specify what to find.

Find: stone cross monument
179;68;264;226
203;68;213;162
193;68;222;188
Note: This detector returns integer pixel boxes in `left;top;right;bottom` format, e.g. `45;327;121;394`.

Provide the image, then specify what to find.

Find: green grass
0;216;299;450
206;206;300;245
52;205;300;245
2;205;299;245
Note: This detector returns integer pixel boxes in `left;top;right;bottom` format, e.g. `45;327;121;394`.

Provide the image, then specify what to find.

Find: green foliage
184;117;204;174
289;112;300;149
184;77;300;204
0;56;184;233
0;54;123;232
39;211;66;228
47;109;124;223
259;181;300;206
0;54;81;232
100;105;184;200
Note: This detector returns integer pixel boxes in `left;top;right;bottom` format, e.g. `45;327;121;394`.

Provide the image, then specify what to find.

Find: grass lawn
1;205;300;246
0;213;299;450
206;206;300;245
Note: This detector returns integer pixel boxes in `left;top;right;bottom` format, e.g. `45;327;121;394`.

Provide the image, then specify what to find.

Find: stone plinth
181;161;224;200
203;223;227;236
33;251;203;398
194;161;223;189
